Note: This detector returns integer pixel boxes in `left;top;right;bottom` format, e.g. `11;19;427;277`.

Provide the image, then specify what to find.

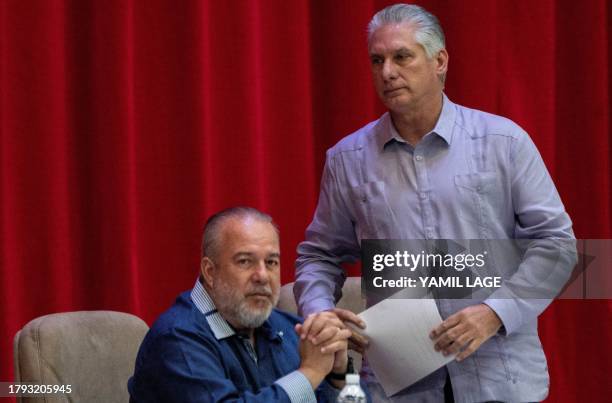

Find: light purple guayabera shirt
295;93;575;403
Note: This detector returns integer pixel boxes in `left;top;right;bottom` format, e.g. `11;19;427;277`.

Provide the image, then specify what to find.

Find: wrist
331;354;351;375
298;366;326;390
326;356;352;388
326;369;347;380
329;377;346;389
481;303;503;333
325;370;346;390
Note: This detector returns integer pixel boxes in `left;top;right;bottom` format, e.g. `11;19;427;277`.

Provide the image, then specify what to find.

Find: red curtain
1;0;610;401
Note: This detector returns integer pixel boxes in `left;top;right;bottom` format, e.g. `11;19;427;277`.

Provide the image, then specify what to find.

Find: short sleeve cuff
275;370;317;403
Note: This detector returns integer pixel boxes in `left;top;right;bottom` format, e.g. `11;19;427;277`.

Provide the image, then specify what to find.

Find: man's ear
435;48;449;81
200;257;215;288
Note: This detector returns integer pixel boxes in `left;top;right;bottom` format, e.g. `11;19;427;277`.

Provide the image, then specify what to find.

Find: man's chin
384;95;411;108
236;306;272;328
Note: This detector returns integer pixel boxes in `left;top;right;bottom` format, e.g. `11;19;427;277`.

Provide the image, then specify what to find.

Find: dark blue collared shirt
128;280;340;402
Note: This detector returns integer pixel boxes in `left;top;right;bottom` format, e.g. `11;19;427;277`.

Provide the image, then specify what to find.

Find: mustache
245;287;273;297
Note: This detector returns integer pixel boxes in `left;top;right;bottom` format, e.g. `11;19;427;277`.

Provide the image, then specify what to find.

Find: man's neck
227;320;256;342
229;323;257;349
390;92;443;147
245;329;256;345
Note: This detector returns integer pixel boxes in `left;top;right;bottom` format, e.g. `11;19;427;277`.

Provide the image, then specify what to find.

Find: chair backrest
277;277;365;371
14;311;149;403
277;276;365;315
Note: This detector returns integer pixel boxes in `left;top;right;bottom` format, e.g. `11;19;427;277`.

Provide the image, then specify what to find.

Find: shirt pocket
470;335;515;384
453;172;500;231
347;181;398;239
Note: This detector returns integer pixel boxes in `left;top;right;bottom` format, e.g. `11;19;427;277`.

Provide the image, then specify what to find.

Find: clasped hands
294;308;365;389
297;303;502;373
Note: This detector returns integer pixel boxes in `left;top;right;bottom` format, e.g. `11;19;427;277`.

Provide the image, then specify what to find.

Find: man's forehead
368;23;419;51
221;216;277;237
219;218;278;248
371;21;417;36
225;243;280;262
233;249;280;257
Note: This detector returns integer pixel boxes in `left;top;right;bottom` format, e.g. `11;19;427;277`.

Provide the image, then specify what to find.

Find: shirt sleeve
295;151;361;317
276;372;343;403
129;329;313;403
275;371;317;403
484;130;577;335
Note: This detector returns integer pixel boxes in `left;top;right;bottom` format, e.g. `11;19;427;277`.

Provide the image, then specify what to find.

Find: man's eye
371;57;383;65
238;259;251;266
395;53;409;61
267;260;280;267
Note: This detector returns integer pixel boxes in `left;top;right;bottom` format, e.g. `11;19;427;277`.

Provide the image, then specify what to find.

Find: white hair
367;3;446;59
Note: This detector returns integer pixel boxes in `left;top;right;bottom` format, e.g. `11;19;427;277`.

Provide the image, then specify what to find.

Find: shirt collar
190;279;283;342
377;92;456;150
434;93;456;144
190;279;235;340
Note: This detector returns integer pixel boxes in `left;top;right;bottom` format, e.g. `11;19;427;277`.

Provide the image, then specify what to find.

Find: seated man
129;207;353;402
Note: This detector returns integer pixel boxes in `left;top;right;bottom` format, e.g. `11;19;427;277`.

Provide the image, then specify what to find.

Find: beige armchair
277;276;365;371
13;311;149;403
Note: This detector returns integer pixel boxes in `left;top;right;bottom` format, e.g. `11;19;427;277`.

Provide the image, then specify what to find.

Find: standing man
129;207;353;402
295;3;575;403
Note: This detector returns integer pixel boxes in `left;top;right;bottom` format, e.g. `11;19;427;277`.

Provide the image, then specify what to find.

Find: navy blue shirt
128;281;340;402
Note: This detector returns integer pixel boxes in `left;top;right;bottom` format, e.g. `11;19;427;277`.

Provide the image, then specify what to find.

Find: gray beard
212;279;279;329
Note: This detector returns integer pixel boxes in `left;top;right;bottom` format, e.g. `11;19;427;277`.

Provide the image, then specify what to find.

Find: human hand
429;304;502;362
295;323;350;389
300;309;368;353
332;308;369;354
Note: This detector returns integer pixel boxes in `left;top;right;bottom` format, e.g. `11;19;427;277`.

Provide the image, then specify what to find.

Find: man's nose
382;59;398;81
251;261;270;283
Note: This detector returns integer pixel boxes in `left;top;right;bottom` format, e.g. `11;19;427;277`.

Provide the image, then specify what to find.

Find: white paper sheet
358;293;455;397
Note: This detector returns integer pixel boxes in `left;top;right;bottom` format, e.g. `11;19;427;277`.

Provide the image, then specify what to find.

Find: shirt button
415;155;423;161
420;193;428;200
476;186;482;192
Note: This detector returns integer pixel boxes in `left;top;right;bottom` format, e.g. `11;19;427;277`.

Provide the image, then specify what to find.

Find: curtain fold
1;1;610;401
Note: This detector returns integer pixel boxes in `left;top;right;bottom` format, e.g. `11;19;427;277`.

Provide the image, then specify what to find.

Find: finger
434;335;453;352
348;339;365;354
433;330;455;351
300;313;316;340
348;338;367;353
456;339;480;362
318;328;352;346
295;323;303;337
434;325;465;352
442;338;467;356
318;329;352;354
302;312;338;339
309;312;347;340
311;326;339;346
320;311;346;329
430;314;461;339
442;334;473;356
350;329;369;348
321;340;348;355
337;328;352;340
307;315;330;341
332;308;366;328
